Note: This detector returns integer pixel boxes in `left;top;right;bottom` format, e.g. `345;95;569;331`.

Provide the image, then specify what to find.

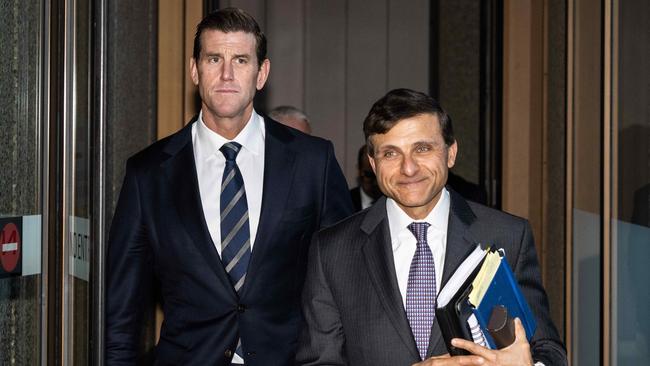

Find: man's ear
256;58;270;90
447;140;458;169
190;57;199;86
368;154;377;173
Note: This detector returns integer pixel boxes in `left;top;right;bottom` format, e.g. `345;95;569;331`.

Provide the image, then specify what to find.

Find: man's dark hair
363;88;454;156
193;7;267;68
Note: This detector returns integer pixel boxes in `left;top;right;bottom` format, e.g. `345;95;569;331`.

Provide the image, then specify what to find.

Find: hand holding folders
435;245;537;355
449;317;535;366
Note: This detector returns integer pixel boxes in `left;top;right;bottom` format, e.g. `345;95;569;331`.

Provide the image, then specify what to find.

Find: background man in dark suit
297;89;567;366
349;145;383;211
105;8;352;365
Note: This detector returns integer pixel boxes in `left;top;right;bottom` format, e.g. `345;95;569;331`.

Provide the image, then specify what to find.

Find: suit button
224;349;233;358
237;304;246;313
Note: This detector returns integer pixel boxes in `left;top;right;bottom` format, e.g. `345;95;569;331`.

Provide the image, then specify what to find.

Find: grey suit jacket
297;189;567;366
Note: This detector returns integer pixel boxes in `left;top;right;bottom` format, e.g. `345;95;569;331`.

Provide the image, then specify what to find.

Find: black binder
434;257;484;356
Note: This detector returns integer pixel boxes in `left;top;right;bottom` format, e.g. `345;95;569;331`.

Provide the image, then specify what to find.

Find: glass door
62;0;96;363
611;0;650;364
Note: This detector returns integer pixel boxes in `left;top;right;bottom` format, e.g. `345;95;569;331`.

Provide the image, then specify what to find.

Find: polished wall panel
437;0;481;185
225;1;430;185
571;0;603;364
105;0;158;360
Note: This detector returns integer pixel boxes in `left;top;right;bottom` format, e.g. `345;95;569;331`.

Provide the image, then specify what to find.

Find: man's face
190;30;270;122
368;113;457;219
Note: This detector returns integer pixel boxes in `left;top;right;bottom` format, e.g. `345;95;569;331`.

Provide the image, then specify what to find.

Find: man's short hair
363;88;454;156
193;7;267;68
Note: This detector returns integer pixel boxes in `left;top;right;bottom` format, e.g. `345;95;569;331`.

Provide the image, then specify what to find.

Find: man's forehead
201;29;256;49
375;115;441;139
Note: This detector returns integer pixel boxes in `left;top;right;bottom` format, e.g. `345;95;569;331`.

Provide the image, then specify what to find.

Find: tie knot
220;142;242;162
407;222;430;243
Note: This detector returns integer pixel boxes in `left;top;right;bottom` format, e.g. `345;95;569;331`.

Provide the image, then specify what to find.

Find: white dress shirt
386;188;545;365
192;110;265;256
386;187;450;308
193;111;265;364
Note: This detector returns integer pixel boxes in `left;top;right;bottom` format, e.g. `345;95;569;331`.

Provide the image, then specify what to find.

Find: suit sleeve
105;159;155;365
319;141;354;228
296;233;348;365
514;221;568;366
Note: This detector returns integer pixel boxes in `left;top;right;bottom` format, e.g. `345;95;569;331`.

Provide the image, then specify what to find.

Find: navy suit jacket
105;117;353;365
297;190;567;365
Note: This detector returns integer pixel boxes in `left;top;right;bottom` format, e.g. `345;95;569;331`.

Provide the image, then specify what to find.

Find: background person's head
357;145;382;200
268;105;312;134
363;88;457;219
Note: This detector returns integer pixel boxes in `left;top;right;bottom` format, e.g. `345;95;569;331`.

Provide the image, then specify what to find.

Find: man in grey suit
297;89;567;366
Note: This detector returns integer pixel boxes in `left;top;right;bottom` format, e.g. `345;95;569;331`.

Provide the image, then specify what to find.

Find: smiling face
190;30;270;129
368;113;457;219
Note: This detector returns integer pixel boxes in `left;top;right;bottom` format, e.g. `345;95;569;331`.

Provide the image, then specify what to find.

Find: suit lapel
161;123;236;299
428;189;480;356
440;189;480;287
239;118;296;298
361;198;421;360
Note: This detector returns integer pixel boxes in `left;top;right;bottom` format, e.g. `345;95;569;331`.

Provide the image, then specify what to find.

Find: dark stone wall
0;0;42;364
544;0;567;339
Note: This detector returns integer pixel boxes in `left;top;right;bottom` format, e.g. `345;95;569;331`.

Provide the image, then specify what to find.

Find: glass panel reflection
64;0;93;363
614;0;650;364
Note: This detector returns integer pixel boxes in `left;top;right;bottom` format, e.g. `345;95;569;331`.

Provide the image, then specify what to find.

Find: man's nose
400;154;419;176
221;61;234;80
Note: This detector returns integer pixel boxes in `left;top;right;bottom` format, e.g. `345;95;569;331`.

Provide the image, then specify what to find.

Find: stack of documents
435;245;537;355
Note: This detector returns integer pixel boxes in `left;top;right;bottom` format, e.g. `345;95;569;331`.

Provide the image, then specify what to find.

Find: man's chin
394;196;431;209
208;106;246;120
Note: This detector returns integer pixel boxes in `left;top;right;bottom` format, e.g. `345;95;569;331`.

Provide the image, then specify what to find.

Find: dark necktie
220;142;251;293
406;222;436;360
220;142;250;364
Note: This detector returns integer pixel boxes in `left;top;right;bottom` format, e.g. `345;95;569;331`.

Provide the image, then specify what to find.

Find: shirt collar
194;109;265;160
386;187;450;251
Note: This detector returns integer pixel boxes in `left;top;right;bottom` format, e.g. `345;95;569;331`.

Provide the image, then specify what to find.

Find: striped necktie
406;222;436;360
220;142;251;293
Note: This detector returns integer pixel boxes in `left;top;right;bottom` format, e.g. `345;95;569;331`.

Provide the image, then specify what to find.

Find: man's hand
450;318;534;366
412;353;486;366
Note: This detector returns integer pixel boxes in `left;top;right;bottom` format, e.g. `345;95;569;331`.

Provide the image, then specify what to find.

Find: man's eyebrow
412;140;438;146
376;144;400;152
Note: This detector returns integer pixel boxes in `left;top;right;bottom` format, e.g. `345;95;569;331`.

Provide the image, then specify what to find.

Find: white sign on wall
69;216;90;282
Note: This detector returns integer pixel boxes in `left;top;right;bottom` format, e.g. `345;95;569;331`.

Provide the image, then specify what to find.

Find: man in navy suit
105;8;352;365
297;89;566;365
